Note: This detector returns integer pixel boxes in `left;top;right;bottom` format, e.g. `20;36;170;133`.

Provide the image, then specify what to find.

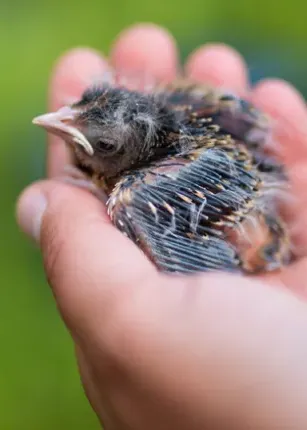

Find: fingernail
17;189;47;243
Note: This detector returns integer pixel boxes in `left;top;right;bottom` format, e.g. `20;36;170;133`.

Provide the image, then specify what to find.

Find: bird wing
108;147;260;274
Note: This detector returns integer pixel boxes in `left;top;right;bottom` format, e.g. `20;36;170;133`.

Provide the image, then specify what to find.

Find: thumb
16;180;156;338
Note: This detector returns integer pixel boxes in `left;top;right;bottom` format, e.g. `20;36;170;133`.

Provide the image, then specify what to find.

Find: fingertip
16;181;48;243
49;47;109;110
111;23;178;81
251;78;307;163
185;43;249;94
252;78;306;121
16;179;105;244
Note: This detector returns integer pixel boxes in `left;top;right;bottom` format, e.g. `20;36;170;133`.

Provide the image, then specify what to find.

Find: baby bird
33;78;292;274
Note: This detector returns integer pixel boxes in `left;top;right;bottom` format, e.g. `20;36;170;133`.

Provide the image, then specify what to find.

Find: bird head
33;86;177;179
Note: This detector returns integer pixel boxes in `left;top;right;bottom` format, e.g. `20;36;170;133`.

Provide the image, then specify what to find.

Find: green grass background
0;0;306;428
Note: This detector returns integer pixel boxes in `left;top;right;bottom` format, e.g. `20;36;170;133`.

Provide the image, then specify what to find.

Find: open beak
32;106;94;156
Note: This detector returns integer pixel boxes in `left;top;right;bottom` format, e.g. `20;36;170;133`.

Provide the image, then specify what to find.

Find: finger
47;48;108;177
251;79;307;165
251;80;307;251
16;180;156;338
110;24;178;83
185;44;249;94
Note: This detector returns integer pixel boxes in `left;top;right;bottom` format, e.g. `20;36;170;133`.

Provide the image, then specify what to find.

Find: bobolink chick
33;79;292;274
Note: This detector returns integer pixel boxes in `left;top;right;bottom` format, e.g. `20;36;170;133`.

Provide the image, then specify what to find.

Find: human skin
16;24;307;429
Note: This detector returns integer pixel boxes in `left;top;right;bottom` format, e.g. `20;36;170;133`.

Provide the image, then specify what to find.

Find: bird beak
32;106;94;156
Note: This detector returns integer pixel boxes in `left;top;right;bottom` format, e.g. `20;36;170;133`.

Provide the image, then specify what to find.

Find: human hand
17;24;307;429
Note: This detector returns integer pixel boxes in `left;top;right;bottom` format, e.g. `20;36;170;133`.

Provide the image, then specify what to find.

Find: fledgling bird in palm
33;77;292;274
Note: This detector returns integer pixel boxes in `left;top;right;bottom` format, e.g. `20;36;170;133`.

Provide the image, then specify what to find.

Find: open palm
17;24;307;430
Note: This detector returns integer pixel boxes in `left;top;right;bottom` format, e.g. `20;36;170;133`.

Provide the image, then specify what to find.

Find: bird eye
96;139;114;152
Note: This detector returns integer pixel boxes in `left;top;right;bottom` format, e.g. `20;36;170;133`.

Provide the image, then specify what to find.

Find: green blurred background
1;1;306;428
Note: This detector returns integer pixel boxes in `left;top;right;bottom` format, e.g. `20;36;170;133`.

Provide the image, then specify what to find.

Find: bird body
33;78;291;274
